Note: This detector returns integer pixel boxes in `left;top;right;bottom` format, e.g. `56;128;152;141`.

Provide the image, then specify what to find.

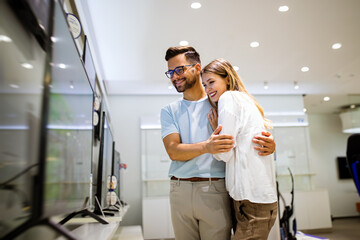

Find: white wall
108;94;180;226
308;113;359;217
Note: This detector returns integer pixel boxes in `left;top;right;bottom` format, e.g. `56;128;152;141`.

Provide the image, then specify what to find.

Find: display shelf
55;205;130;240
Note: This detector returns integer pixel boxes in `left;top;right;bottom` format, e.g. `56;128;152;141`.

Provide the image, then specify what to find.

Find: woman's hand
208;108;218;131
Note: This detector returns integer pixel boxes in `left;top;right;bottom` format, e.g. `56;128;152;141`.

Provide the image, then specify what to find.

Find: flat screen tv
1;1;105;239
94;111;114;214
337;157;352;179
0;0;48;238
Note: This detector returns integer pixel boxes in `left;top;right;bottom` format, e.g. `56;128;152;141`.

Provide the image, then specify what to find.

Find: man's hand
252;131;276;156
208;108;218;131
205;125;234;154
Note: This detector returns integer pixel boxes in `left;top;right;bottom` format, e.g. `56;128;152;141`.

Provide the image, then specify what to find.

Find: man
160;46;275;240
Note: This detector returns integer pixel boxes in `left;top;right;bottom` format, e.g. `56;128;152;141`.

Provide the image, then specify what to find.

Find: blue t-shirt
160;96;226;178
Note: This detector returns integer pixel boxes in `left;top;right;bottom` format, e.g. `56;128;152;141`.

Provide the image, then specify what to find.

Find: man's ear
195;63;201;72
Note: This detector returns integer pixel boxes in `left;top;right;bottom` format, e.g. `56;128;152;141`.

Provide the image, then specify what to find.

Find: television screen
42;0;93;218
83;35;97;92
337;157;352;179
0;0;47;237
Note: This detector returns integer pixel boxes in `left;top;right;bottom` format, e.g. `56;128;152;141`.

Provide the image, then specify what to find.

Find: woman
201;58;277;240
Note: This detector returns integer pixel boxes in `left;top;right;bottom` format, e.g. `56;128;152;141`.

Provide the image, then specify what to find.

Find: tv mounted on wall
337;157;352;179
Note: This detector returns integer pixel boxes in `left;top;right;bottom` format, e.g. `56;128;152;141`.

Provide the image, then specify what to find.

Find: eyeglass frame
165;64;196;79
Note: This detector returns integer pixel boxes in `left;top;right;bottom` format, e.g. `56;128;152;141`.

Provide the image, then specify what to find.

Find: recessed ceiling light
323;96;330;102
250;41;259;48
58;63;67;69
21;63;34;69
9;84;19;88
0;35;12;42
303;108;307;113
233;66;239;71
301;66;309;72
332;43;342;50
191;2;201;9
278;6;289;12
179;40;189;46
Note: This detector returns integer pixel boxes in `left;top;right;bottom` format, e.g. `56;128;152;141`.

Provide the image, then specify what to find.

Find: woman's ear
226;76;231;89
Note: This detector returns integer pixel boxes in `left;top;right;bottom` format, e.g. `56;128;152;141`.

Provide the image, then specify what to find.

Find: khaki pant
233;200;278;240
169;179;232;240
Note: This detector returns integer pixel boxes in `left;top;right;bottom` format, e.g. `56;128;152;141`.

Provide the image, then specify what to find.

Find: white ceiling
77;0;360;113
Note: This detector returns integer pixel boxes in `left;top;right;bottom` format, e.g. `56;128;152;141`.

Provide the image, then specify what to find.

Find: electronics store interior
0;0;359;240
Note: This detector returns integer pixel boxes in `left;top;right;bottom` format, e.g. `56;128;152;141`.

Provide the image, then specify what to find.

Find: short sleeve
160;106;179;139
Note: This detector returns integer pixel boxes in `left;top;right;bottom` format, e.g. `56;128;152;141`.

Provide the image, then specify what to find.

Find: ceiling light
294;81;299;89
250;41;259;48
303;108;307;113
9;84;19;89
0;35;12;42
332;43;342;50
70;81;74;89
301;66;309;72
58;63;66;69
179;40;189;46
264;81;268;90
191;2;201;9
21;63;34;69
233;66;239;71
350;104;356;109
278;6;289;12
323;96;330;102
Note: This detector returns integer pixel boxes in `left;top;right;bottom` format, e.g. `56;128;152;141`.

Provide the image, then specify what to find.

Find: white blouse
214;91;277;203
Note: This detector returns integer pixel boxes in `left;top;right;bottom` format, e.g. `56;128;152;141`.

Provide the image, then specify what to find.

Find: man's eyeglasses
165;64;196;79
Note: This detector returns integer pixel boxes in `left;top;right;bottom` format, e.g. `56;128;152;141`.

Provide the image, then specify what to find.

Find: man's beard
173;75;197;92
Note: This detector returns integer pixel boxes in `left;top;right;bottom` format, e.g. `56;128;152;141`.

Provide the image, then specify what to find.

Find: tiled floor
149;217;360;240
306;217;360;240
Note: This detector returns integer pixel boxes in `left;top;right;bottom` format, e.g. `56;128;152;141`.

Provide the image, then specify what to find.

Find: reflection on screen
0;0;46;236
43;1;93;218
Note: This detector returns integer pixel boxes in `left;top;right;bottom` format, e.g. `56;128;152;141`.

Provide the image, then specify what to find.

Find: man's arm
252;131;276;156
163;125;234;161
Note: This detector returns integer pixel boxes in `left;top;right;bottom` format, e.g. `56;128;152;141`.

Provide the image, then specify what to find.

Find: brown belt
171;176;223;182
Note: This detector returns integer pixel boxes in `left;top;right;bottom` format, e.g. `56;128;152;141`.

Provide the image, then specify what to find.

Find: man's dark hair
165;46;201;65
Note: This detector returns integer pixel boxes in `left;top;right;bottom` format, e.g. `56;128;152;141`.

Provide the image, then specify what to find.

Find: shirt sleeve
160;106;179;139
213;92;241;163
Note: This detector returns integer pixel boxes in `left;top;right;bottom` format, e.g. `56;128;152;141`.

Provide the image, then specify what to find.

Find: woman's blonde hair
201;58;272;130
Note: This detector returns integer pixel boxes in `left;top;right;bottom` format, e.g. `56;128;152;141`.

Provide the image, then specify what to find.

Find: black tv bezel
95;111;106;213
94;111;114;212
82;35;97;92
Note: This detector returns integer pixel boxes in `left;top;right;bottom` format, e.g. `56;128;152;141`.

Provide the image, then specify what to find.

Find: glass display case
141;126;171;197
